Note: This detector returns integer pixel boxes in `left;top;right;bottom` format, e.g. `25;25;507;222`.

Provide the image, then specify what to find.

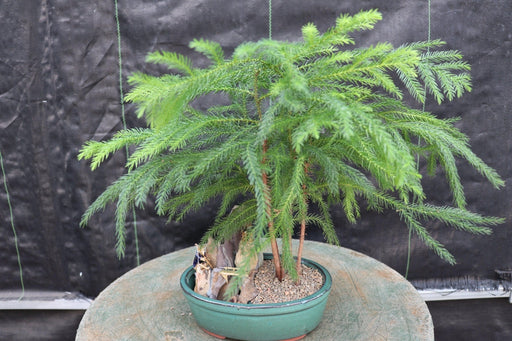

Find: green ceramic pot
180;254;332;341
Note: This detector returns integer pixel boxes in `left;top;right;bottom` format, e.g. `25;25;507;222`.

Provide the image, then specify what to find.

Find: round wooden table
76;240;433;340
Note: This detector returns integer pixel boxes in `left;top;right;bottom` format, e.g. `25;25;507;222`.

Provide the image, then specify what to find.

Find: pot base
202;328;306;341
202;328;226;339
281;335;306;341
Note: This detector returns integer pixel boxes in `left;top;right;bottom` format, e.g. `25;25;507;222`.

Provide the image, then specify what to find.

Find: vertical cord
114;0;140;266
422;0;432;113
405;0;431;279
268;0;272;40
0;148;24;299
405;225;412;279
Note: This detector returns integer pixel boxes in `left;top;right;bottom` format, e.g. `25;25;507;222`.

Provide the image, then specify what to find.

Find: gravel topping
251;259;324;304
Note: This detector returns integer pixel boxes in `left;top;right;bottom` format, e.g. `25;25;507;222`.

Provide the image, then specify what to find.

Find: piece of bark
204;238;218;268
207;268;228;299
233;232;262;303
237;271;258;304
234;233;263;271
194;265;210;296
199;233;241;300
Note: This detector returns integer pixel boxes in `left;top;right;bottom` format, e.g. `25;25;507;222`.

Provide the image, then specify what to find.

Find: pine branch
78;128;153;170
242;142;270;235
203;199;257;244
146;50;195;75
190;38;225;66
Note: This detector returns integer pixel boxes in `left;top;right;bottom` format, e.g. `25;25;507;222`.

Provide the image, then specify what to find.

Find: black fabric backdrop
1;0;511;339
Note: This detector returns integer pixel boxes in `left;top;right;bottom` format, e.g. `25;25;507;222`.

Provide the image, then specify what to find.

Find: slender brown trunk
262;141;283;281
287;233;293;260
268;216;284;281
255;69;283;281
296;217;306;277
296;163;310;277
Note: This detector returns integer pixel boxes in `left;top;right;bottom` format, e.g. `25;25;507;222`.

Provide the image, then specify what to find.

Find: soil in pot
252;259;324;304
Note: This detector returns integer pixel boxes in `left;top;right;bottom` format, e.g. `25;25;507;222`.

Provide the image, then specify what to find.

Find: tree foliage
79;9;504;277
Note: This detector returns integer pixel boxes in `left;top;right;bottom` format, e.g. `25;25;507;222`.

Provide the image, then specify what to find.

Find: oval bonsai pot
180;255;332;341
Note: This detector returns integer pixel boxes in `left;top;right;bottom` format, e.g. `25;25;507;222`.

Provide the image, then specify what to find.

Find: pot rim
180;255;332;310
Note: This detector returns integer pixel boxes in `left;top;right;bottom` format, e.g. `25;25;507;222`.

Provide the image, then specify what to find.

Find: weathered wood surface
76;241;433;340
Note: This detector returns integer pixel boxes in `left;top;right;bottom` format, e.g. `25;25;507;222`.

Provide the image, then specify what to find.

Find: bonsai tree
79;10;504;290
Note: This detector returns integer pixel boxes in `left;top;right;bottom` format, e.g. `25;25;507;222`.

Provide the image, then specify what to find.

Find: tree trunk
296;163;310;278
262;142;283;281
